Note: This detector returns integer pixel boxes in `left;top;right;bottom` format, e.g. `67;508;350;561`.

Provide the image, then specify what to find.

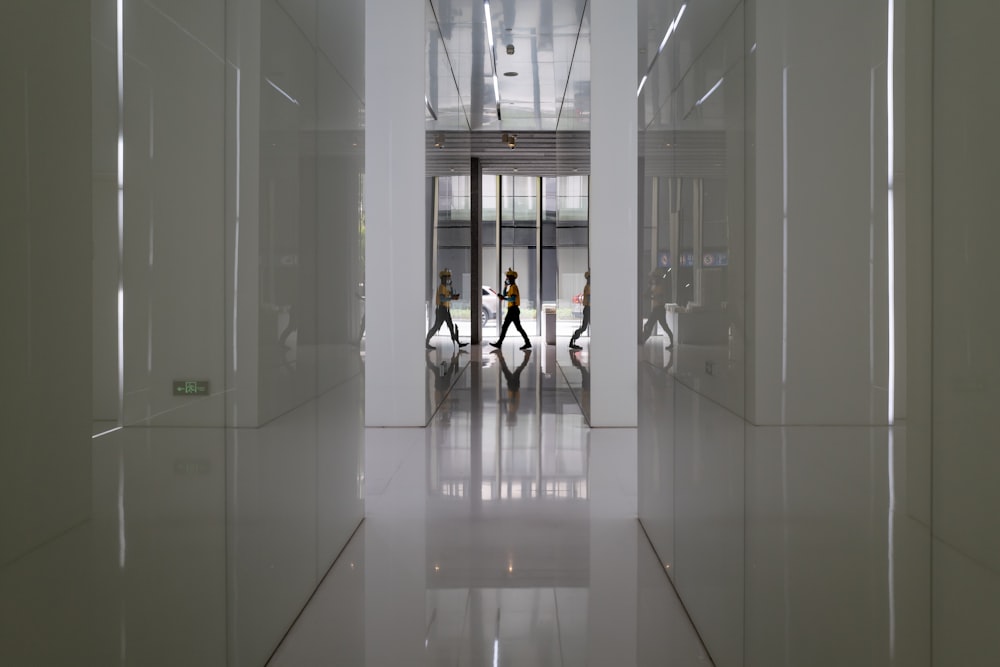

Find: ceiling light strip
484;0;501;118
637;3;687;97
695;77;724;106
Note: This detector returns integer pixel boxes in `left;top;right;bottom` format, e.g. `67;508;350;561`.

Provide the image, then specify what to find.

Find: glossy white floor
269;341;712;666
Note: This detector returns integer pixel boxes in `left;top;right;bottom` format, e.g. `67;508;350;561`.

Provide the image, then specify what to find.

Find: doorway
430;173;589;343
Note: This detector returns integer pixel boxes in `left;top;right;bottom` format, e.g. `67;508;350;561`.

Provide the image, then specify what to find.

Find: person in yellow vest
425;269;468;349
569;270;590;350
489;267;531;350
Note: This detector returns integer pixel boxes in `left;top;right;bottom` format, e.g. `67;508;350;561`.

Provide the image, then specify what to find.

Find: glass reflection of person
569;270;590;350
427;347;460;422
489;267;531;351
426;268;468;350
640;269;674;348
569;345;590;408
494;348;531;424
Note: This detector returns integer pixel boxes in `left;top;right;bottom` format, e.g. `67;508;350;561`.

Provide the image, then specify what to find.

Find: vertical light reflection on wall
233;69;241;373
869;70;876;391
148;91;155;375
885;0;897;658
116;0;125;420
117;449;127;569
780;428;791;664
781;67;789;421
886;0;896;425
888;428;897;658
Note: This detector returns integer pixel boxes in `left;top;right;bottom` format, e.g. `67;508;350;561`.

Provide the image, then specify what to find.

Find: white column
590;0;638;427
365;0;428;426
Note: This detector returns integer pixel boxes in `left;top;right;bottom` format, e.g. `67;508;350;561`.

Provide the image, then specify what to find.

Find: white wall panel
0;0;92;567
671;382;744;667
590;0;638;426
931;1;1000;663
750;0;899;426
121;0;228;426
745;425;929;667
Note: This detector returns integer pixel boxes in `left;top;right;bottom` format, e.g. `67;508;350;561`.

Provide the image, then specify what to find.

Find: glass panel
551;176;590;334
432;176;473;341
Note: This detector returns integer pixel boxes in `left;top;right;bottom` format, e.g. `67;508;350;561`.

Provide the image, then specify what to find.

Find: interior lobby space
4;0;1000;665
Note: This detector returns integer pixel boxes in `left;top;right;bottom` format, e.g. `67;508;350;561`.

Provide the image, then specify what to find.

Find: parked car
482;286;502;326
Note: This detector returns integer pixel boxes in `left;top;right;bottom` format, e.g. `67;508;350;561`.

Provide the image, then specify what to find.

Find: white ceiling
426;0;590;132
424;0;739;173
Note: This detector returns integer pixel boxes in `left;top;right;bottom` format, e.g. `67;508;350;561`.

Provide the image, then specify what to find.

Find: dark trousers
571;306;590;342
641;304;674;344
426;306;458;344
498;305;530;344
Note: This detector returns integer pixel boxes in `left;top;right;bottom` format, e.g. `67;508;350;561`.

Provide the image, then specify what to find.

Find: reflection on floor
270;342;711;666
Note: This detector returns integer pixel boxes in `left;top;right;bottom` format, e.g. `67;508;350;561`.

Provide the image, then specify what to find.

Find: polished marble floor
3;333;944;666
269;342;712;666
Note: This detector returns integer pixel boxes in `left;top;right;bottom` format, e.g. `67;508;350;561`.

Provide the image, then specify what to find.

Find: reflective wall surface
90;0;365;429
639;363;931;667
0;376;363;666
637;0;999;665
932;1;1000;663
638;0;746;419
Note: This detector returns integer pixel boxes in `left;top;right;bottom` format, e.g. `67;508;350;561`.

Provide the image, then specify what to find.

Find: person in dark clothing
640;268;674;348
489;267;531;351
493;348;531;425
426;268;468;350
569;270;590;350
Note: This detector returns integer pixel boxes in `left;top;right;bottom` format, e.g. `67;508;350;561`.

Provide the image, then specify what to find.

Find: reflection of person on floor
356;282;366;344
426;268;468;350
640;268;674;348
494;348;531;424
490;268;531;351
427;347;460;421
569;346;590;406
569;270;590;350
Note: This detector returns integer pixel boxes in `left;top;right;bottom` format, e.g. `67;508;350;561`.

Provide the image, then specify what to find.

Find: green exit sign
173;380;210;397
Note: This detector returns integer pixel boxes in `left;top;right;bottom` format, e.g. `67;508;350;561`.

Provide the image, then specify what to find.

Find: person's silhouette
426;268;468;350
569;270;590;350
494;348;531;424
489;267;531;351
640;269;674;348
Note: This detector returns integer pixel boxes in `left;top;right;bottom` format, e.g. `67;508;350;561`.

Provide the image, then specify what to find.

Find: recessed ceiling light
504;71;518;77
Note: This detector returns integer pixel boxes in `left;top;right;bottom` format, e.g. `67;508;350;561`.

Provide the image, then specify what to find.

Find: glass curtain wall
498;175;540;335
432;176;473;340
434;173;590;341
550;175;590;335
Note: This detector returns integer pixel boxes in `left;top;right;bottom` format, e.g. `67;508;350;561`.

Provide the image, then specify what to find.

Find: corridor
270;343;711;665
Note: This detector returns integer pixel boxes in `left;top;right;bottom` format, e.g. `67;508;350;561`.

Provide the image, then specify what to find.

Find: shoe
569;343;582;350
489;341;501;348
458;342;468;348
520;343;531;350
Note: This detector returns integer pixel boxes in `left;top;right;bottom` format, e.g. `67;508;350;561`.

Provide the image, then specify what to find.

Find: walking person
425;269;468;349
489;268;532;351
568;270;590;350
640;268;674;348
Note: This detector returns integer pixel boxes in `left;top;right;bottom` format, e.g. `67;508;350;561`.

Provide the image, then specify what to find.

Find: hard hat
439;268;451;278
505;267;518;279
